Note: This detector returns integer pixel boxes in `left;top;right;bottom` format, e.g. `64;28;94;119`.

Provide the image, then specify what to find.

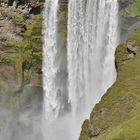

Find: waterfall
43;0;60;120
67;0;119;118
43;0;68;139
67;0;119;138
43;0;119;140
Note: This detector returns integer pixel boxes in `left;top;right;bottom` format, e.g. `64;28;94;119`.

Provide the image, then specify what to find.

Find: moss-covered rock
0;0;43;94
119;0;140;17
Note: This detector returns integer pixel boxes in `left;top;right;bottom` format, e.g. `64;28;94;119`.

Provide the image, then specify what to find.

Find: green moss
0;14;42;90
129;0;140;17
115;43;127;66
12;15;25;27
119;0;140;17
7;15;42;74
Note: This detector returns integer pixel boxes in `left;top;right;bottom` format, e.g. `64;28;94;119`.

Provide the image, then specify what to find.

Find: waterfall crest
43;0;119;140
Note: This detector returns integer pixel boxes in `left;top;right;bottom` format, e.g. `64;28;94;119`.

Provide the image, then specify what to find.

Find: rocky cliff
79;1;140;140
0;1;45;139
0;0;44;112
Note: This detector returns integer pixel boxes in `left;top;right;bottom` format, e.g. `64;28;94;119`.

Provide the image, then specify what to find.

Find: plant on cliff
6;15;42;90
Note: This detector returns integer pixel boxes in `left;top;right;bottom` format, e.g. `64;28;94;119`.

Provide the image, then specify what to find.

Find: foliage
119;0;140;17
7;15;42;75
128;0;140;17
79;120;90;140
115;43;128;66
23;15;43;71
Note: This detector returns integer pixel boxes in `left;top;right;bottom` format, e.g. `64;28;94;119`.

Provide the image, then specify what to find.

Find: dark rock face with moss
0;1;44;139
79;1;140;140
0;1;44;119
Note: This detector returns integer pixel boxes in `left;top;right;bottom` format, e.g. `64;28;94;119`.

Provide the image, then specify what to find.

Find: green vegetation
119;0;140;17
128;0;140;17
115;43;127;66
6;15;42;86
0;1;43;108
22;15;42;72
11;15;25;27
80;120;90;140
128;26;140;43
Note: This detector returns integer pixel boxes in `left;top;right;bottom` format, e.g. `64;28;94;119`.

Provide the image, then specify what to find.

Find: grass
119;0;140;17
93;113;140;140
129;0;140;17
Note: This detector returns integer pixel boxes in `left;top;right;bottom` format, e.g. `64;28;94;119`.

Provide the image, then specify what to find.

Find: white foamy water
43;0;119;140
43;0;60;120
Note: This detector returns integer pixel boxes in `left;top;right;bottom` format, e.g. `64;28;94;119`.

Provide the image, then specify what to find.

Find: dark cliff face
1;0;44;14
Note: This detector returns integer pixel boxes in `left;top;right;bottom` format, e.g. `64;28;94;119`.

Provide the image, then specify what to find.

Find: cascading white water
43;0;60;120
67;0;119;138
43;0;119;140
43;0;69;139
